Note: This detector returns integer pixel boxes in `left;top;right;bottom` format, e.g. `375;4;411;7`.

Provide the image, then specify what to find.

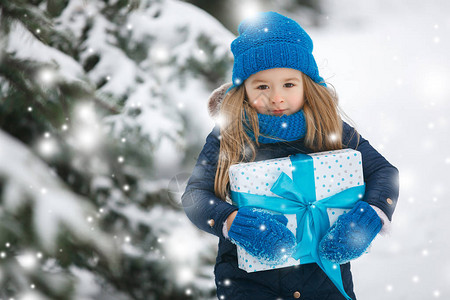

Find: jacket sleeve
181;126;238;240
342;122;399;221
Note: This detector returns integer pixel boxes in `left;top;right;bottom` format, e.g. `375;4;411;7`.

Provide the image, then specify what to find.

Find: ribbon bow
231;153;365;300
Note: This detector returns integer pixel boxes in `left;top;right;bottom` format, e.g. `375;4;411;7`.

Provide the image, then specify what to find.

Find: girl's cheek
255;101;267;113
250;102;265;114
256;94;270;106
250;98;262;109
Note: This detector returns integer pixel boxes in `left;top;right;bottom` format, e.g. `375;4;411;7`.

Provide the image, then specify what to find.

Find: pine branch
0;53;48;111
0;52;121;118
0;0;53;43
0;0;74;55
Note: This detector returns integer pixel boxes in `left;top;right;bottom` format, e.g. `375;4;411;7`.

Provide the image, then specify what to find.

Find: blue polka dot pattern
309;149;363;200
229;156;292;197
327;208;349;226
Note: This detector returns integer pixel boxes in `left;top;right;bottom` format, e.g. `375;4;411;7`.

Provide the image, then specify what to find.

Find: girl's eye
284;83;295;88
257;85;269;90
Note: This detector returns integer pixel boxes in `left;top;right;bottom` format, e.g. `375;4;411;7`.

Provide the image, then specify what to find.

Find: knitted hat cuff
232;42;323;87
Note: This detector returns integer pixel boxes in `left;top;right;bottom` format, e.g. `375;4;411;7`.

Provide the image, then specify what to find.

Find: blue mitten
228;206;296;264
319;201;382;264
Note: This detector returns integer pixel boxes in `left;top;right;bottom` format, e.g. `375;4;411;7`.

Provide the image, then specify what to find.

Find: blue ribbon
231;153;365;300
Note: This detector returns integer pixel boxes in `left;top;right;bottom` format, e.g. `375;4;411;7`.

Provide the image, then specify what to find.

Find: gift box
228;148;365;299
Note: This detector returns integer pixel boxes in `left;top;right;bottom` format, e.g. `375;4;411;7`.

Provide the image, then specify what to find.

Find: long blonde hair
214;73;344;200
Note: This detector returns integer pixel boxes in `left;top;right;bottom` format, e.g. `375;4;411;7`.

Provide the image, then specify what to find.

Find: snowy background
1;0;449;299
310;1;450;299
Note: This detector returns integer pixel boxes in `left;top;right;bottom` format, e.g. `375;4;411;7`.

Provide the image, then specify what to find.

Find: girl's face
244;68;305;116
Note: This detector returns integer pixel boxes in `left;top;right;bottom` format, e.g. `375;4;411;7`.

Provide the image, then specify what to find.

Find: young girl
182;11;399;300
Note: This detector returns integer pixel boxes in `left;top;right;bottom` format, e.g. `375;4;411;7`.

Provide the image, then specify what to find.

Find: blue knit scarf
246;110;307;144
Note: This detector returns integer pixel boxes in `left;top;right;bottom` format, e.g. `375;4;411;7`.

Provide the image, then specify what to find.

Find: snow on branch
0;129;118;266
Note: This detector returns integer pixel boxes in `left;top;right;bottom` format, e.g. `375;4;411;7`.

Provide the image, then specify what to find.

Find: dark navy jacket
182;122;399;300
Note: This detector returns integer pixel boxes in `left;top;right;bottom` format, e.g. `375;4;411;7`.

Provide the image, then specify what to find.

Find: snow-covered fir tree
0;0;234;299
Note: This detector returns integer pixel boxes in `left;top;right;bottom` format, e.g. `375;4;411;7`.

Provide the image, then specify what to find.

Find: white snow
6;22;86;85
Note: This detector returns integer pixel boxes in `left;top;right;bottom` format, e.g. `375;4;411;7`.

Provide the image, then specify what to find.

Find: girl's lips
272;109;286;116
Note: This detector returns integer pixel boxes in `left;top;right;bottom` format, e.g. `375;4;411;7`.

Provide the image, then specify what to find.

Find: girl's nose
271;92;285;104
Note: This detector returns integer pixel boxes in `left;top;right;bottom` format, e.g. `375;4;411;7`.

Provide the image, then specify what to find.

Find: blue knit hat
230;12;324;89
